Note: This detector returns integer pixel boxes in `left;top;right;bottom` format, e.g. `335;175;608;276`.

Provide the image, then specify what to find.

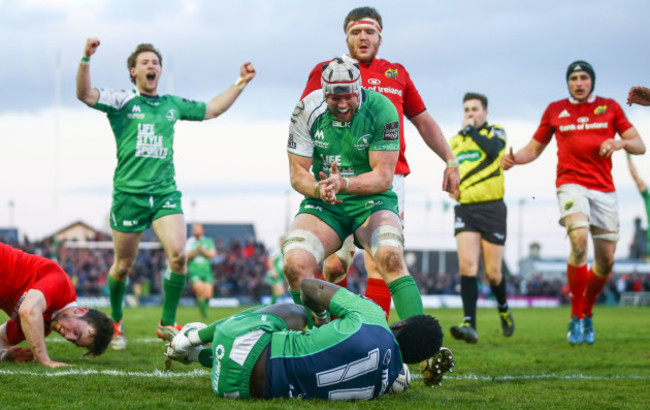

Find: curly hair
126;43;163;85
393;315;443;364
81;309;114;357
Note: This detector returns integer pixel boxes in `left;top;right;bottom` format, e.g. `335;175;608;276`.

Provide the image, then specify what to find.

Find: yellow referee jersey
449;123;507;204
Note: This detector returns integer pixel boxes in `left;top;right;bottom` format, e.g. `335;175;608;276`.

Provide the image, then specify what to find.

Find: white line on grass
1;368;647;381
47;338;162;343
0;368;210;377
413;373;650;382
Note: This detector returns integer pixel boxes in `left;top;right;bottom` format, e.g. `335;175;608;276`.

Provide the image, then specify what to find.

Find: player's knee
374;246;405;275
111;259;134;280
283;254;311;289
322;255;346;282
570;243;587;262
167;249;187;271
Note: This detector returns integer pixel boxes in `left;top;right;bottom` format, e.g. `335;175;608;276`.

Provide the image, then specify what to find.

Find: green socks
108;275;126;323
197;299;208;318
161;270;185;326
388;275;424;319
290;289;314;328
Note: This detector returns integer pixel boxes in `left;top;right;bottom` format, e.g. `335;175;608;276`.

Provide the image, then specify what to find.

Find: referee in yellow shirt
448;92;514;343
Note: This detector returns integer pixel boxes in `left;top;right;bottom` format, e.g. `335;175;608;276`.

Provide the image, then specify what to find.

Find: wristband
0;349;8;361
313;183;321;199
446;158;459;168
80;56;90;65
315;310;328;320
343;177;350;192
234;76;247;90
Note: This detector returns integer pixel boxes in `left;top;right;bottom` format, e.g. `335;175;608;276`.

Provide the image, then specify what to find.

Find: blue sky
1;0;650;269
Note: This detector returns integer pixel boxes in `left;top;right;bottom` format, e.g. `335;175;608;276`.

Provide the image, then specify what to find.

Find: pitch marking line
1;368;647;381
0;368;210;377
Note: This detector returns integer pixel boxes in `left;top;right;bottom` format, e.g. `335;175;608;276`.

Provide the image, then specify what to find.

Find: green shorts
188;267;213;284
297;191;399;243
211;312;288;399
110;190;183;233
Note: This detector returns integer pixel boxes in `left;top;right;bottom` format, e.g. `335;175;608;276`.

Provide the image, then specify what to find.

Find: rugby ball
388;363;411;394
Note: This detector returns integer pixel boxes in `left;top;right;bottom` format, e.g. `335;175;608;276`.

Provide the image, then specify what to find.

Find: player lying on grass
0;243;114;367
165;278;454;400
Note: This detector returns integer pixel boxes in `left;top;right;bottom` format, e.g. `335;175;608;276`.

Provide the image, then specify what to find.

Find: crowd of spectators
2;234;649;304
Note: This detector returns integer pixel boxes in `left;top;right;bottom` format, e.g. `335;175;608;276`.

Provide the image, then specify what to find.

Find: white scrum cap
321;57;362;99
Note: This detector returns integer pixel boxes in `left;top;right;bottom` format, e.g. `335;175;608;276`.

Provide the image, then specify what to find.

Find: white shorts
556;184;619;232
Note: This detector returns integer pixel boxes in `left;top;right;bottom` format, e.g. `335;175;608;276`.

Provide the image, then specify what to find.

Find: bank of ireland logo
385;68;398;79
166;109;177;121
355;134;371;150
368;78;381;85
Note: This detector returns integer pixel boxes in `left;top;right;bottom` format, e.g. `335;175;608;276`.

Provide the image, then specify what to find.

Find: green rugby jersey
288;89;399;199
93;88;206;195
187;236;215;274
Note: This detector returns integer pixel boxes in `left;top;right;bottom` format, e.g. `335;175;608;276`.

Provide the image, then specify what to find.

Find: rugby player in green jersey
283;58;425;325
76;38;255;349
187;223;217;318
164;278;454;399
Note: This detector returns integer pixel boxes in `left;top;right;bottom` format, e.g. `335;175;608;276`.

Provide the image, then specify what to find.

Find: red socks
365;277;392;320
566;264;588;318
583;267;610;318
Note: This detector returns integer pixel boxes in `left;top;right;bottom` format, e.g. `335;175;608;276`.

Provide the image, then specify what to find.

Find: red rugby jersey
302;57;427;176
0;243;76;343
532;96;633;192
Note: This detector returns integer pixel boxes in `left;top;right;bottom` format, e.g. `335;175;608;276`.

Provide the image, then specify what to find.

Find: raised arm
203;62;256;120
410;111;460;193
76;38;101;106
18;289;69;367
501;139;547;170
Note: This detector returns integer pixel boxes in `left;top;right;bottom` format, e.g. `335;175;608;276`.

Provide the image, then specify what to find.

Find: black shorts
454;199;507;245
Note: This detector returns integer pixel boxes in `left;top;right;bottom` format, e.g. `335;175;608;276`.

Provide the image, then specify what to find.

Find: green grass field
1;305;648;409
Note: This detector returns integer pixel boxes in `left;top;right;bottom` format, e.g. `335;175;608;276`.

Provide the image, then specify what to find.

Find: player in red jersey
501;61;645;345
0;243;113;367
300;6;460;319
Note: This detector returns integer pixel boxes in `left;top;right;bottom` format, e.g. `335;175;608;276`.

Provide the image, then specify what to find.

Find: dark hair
127;43;163;84
343;7;383;32
566;60;595;94
81;309;114;357
463;92;488;109
393;315;443;364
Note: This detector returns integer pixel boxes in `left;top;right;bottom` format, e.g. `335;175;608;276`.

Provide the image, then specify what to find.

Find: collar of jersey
134;88;160;99
568;94;596;104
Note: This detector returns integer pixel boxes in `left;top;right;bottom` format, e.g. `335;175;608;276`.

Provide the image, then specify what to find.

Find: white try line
0;368;210;377
48;337;162;343
412;373;650;382
1;368;647;381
